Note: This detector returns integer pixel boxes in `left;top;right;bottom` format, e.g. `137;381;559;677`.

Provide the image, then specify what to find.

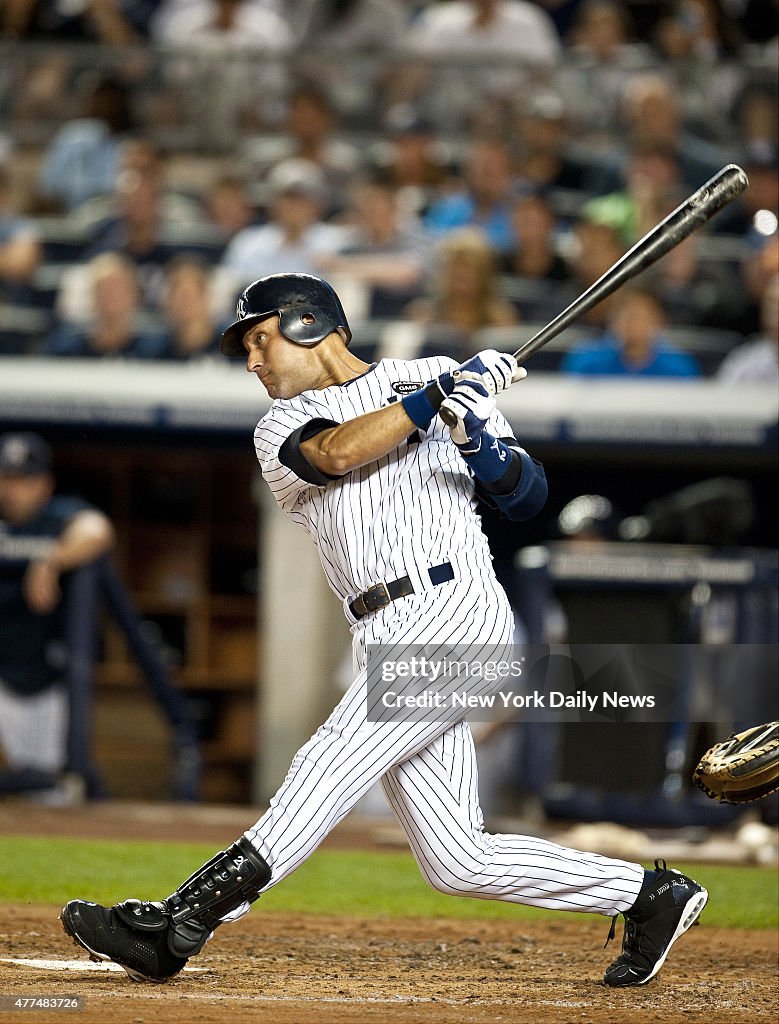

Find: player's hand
431;352;526;406
24;558;62;614
439;379;496;453
454;350;526;394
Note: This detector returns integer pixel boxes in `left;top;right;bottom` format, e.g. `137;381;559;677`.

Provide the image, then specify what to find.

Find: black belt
349;561;454;620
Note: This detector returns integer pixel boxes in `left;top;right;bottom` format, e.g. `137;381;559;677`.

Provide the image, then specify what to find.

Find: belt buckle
362;581;391;613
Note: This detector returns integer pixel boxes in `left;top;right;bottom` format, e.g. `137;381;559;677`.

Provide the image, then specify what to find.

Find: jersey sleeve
254;400;340;512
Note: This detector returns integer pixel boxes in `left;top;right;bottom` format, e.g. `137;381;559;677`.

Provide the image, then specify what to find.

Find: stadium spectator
297;0;407;49
68;138;207;241
0;431;114;802
499;186;572;283
87;163;171;307
405;227;517;354
44;253;168;359
566;219;625;328
1;0;155;40
220;158;348;292
654;5;742;59
35;72;136;214
587;73;729;196
204;175;258;243
717;273;779;386
625;74;728;186
652;0;744;131
158;256;228;360
151;0;293;49
512;90;598;196
496;185;574;322
71;140;208;310
397;1;561;135
582;142;684;246
736;83;779;160
375;107;451;217
560;287;702;378
148;2;293;146
282;83;363;209
558;1;653;133
742;234;779;337
404;0;561;64
0;165;42;302
642;226;752;335
316;171;430;318
424;137;517;254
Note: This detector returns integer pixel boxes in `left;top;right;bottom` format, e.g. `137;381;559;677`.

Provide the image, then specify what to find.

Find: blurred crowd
0;0;777;382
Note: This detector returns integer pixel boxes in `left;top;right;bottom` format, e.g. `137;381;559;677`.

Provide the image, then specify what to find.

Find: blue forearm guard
463;434;548;522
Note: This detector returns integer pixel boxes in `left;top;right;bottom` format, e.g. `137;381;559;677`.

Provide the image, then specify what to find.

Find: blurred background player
0;432;115;801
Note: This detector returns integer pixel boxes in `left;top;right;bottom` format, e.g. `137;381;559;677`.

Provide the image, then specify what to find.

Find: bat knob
440;406;457;428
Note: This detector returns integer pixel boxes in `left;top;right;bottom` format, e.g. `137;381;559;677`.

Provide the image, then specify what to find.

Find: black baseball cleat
603;859;709;987
60;837;271;983
60;899;189;983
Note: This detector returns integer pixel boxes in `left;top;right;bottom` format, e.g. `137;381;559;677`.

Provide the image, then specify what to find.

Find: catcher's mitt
693;721;779;804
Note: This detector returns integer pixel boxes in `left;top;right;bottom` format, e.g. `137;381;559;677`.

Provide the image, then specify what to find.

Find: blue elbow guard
476;446;548;522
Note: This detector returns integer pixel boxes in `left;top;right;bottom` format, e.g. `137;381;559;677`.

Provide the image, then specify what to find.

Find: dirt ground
1;803;777;1024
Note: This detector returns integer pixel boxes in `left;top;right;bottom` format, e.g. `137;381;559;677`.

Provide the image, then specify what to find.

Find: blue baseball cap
0;432;52;475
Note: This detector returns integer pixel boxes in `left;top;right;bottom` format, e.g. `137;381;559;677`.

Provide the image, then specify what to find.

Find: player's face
243;316;321;399
0;472;53;525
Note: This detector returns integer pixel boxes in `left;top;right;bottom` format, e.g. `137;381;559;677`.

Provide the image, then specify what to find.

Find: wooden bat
440;163;749;426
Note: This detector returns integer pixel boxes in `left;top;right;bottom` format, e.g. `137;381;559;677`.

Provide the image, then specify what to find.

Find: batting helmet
220;273;351;356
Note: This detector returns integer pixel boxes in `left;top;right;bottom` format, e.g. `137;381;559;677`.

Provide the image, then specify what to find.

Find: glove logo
391;381;424;395
491;439;507;462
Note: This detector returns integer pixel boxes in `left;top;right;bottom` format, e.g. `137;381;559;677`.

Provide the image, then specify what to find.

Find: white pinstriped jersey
254;356;520;603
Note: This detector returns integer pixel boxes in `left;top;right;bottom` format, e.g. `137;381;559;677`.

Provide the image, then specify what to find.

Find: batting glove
454;350;525;395
403;359;525;432
439;379;496;454
431;352;524;405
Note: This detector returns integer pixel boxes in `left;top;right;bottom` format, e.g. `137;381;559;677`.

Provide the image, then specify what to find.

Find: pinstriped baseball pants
243;572;644;917
0;679;67;773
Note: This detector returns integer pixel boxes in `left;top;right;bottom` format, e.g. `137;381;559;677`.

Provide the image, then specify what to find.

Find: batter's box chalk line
0;957;207;973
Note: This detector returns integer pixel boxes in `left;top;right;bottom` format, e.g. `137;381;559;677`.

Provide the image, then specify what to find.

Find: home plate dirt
0;904;776;1024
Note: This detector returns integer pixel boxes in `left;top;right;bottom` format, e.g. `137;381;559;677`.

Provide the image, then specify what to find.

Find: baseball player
61;273;708;987
0;432;115;795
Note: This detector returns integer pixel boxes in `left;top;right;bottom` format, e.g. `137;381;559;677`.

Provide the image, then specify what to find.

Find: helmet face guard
220;273;351;356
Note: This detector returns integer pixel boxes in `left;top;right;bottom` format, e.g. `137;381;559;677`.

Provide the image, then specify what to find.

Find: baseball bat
440;163;748;426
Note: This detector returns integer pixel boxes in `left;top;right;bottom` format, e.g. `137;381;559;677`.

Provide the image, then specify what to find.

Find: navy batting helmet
220;273;351;356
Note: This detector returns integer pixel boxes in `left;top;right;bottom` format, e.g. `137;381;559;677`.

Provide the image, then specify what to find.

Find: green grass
1;836;776;930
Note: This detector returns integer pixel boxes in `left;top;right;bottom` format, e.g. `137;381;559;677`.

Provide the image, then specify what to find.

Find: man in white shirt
221;159;348;292
717;273;779;386
405;0;561;63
